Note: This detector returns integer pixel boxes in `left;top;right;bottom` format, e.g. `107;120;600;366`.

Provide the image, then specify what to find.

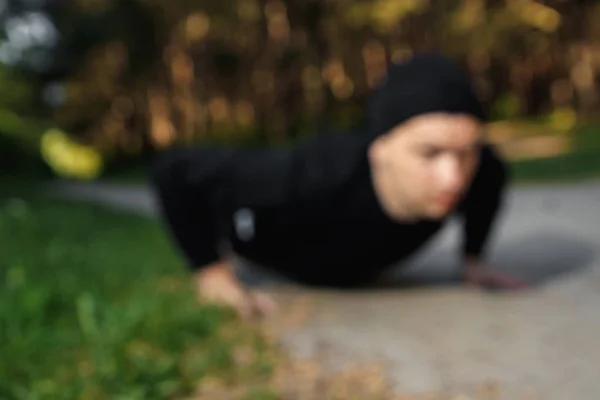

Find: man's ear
368;136;385;165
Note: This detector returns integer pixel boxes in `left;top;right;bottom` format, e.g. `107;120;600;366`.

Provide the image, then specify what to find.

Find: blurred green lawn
510;123;600;184
0;185;276;400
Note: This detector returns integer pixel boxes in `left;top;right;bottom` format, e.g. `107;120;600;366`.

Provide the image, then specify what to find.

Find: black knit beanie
367;53;486;137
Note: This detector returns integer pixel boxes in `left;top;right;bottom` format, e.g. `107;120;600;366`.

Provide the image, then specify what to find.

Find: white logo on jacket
233;208;255;241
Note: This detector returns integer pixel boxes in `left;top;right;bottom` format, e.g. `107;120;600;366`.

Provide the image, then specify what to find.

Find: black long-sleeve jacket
149;132;507;287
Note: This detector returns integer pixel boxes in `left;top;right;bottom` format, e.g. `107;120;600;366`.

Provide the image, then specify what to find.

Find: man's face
372;112;483;220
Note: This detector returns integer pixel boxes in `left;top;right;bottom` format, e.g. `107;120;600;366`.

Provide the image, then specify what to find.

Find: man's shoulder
291;132;372;199
294;130;370;153
293;131;371;167
225;132;371;208
226;145;296;208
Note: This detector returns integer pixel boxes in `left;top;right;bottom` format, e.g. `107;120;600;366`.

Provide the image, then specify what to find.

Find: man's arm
456;144;527;289
458;143;508;261
149;145;283;318
149;146;238;271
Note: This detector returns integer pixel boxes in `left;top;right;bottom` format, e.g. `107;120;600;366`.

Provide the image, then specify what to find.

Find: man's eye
422;149;442;158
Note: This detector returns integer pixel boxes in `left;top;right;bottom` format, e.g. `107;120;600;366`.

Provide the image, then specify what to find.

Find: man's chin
424;203;455;219
397;202;454;222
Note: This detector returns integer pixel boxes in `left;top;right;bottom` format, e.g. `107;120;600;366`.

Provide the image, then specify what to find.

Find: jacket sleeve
149;147;239;271
456;143;509;259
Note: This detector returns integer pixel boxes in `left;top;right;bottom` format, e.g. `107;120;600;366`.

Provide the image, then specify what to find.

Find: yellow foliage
547;107;577;131
492;92;522;119
343;3;373;28
40;129;104;180
343;0;428;32
331;76;355;100
451;0;486;33
509;0;561;32
236;0;261;22
184;12;210;42
371;0;429;31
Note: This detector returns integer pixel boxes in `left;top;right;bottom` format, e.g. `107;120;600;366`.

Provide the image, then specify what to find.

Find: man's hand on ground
194;262;277;320
463;257;530;290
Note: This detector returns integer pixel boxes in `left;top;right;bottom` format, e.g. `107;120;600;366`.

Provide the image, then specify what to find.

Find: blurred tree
1;0;598;170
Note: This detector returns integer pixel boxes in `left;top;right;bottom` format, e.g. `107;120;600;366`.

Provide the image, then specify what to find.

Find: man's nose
439;156;466;192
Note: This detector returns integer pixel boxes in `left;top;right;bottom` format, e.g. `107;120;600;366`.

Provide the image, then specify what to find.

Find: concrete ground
48;179;600;399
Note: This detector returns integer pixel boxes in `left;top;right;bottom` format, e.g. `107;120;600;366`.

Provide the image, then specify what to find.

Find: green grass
0;184;277;399
510;150;600;183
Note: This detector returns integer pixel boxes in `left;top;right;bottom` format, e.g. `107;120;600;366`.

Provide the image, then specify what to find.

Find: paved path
47;179;600;399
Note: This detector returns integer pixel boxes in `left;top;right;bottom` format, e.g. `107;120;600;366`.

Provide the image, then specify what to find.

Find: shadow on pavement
380;229;596;290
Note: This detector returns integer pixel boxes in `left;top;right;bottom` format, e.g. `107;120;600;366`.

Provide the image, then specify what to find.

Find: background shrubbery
2;0;600;179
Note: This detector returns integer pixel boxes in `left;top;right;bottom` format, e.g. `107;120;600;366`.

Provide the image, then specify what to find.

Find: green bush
0;134;49;178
